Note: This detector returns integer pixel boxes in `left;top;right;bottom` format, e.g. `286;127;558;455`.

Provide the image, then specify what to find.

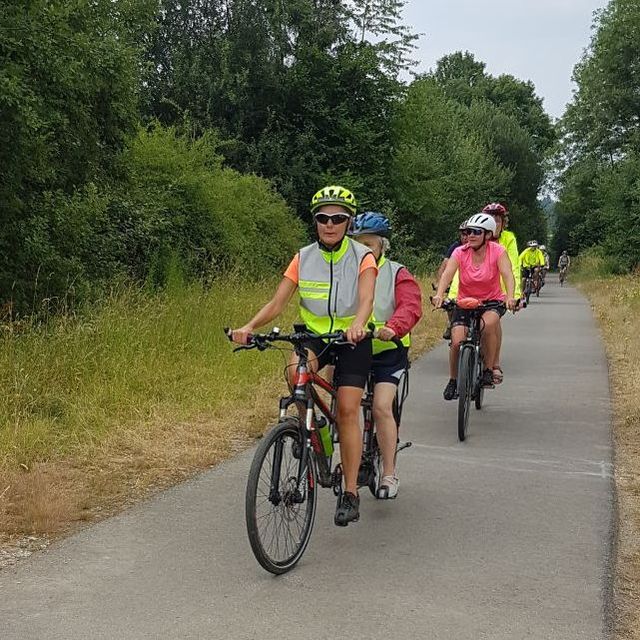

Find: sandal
492;366;504;385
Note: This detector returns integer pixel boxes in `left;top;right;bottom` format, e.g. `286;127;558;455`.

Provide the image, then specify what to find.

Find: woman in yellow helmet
230;186;377;526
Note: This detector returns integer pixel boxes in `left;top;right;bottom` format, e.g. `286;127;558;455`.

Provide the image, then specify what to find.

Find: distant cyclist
539;244;550;288
350;212;422;499
558;250;570;271
558;250;570;284
432;213;517;400
519;241;545;293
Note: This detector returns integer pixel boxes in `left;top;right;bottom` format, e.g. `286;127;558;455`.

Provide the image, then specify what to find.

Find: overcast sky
402;0;608;120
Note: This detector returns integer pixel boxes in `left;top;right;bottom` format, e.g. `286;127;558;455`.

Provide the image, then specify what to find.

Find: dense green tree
0;0;153;310
428;51;553;244
555;0;640;270
390;78;512;266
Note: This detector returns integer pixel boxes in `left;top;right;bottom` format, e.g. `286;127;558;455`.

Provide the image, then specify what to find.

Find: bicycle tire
474;352;485;410
457;345;474;441
368;443;382;498
245;418;317;574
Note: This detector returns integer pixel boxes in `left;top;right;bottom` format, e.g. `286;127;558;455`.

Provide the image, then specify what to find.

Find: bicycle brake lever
232;344;254;353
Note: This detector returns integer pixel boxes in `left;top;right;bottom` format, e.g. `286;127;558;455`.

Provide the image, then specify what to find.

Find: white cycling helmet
458;218;469;230
527;240;539;248
540;244;546;251
465;213;497;236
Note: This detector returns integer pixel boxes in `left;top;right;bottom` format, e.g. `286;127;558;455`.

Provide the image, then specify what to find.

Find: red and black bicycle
225;325;410;574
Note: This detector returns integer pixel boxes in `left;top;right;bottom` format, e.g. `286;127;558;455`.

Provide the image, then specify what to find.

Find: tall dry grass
578;273;640;640
0;275;444;540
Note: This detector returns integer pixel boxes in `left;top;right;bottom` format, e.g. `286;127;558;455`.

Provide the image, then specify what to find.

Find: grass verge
574;271;640;640
1;276;444;555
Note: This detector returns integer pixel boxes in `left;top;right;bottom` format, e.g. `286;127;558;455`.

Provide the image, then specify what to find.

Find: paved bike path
0;277;614;639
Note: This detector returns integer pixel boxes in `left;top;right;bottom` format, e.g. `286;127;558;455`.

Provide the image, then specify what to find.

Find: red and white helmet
466;213;497;237
482;202;508;217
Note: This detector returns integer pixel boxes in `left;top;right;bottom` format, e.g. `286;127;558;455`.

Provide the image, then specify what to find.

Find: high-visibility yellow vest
371;256;411;355
298;237;372;336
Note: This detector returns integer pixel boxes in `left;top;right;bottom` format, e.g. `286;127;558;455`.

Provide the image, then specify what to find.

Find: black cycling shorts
371;346;409;385
303;336;372;389
451;302;506;327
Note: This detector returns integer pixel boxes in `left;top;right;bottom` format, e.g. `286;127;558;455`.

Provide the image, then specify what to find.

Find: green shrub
1;125;305;314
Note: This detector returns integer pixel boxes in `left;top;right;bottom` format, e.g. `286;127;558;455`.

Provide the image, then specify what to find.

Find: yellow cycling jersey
519;248;545;268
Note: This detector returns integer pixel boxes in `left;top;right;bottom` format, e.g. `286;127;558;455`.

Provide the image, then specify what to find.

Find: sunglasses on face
314;213;350;225
465;228;485;236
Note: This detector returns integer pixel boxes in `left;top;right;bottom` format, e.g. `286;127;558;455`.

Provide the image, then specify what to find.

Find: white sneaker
377;475;399;499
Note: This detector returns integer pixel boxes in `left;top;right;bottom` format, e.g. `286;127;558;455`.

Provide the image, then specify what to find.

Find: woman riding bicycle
349;212;422;499
519;241;545;293
230;186;377;527
432;213;517;400
446;203;520;384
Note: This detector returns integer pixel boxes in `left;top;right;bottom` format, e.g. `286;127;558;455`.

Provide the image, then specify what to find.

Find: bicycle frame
274;345;341;494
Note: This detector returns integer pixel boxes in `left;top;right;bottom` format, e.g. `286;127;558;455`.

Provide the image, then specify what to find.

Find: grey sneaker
377;475;399;499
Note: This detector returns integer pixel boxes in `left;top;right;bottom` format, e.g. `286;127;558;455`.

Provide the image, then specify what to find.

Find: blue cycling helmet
349;212;392;238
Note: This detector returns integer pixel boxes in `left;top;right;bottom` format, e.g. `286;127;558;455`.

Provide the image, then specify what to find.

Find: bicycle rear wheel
457;345;474;441
245;418;317;574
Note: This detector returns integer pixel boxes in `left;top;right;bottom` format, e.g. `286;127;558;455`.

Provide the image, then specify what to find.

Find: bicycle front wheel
474;352;485;411
245;418;317;574
457;345;474;441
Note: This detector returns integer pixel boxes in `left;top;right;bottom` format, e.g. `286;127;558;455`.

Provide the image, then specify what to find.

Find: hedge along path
0;275;445;557
578;274;640;640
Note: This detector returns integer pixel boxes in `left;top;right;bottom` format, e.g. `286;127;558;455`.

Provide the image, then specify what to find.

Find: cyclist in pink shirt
432;213;517;400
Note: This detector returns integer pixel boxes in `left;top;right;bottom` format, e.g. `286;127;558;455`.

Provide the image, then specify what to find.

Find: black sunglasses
466;228;485;236
315;213;350;225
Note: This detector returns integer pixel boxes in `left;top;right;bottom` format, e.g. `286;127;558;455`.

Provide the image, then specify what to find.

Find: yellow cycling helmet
310;186;357;215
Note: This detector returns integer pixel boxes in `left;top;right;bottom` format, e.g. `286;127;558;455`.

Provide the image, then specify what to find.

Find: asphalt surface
0;276;614;640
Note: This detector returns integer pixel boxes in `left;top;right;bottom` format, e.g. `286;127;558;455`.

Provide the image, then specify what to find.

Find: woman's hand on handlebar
431;294;443;309
506;298;519;312
230;325;254;345
345;322;367;344
376;326;397;342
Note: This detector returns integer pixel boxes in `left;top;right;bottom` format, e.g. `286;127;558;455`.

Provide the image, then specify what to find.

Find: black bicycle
225;325;410;574
442;299;506;441
522;267;541;304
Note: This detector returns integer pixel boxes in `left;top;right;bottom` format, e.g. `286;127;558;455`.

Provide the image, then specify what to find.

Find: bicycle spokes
249;427;316;571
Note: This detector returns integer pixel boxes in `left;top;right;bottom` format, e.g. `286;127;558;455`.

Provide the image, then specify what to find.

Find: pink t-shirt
452;242;506;301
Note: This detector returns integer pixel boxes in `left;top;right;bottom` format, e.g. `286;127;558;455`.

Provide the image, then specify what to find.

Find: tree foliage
0;1;553;312
391;53;553;266
555;0;640;270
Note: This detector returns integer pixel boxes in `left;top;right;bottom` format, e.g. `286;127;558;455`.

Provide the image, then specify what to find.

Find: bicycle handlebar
224;323;403;351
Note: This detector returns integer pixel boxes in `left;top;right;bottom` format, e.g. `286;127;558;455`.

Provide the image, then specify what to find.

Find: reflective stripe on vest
298;237;372;336
372;256;411;355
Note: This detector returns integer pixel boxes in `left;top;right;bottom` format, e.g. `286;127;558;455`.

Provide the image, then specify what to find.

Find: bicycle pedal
396;441;412;453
